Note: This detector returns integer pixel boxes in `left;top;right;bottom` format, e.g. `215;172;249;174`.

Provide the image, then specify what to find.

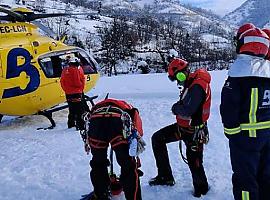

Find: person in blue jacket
220;23;270;200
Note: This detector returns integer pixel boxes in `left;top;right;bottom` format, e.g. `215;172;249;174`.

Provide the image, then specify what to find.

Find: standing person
149;58;211;198
60;56;85;130
83;98;145;200
262;28;270;60
220;25;270;200
167;49;179;63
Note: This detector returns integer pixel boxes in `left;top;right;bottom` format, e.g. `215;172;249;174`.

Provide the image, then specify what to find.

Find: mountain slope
223;0;270;28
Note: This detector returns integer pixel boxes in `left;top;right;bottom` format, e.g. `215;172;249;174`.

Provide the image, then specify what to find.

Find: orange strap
90;113;122;119
89;138;108;149
110;135;128;148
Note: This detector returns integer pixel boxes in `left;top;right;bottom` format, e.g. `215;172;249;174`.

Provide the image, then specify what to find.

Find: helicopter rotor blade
24;12;96;21
0;15;14;21
0;6;25;21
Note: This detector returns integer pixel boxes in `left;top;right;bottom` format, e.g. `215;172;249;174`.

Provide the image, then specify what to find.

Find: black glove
171;102;181;115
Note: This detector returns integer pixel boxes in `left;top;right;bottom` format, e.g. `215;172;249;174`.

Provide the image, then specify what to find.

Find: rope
179;140;189;164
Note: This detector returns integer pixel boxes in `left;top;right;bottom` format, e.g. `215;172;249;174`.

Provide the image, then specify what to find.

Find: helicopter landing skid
37;111;56;130
36;95;98;130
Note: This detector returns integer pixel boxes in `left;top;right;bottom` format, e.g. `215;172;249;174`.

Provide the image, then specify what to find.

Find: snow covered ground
0;70;234;200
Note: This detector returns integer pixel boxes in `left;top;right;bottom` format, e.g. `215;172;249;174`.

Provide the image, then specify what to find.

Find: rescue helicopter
0;6;99;129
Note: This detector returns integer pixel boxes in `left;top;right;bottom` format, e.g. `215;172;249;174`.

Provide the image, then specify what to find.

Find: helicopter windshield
38;49;98;78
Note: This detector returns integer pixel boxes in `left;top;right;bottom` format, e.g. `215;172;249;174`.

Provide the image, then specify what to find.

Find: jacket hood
228;54;270;78
189;68;211;83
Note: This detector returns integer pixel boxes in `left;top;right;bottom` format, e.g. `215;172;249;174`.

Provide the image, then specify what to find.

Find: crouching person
82;98;145;200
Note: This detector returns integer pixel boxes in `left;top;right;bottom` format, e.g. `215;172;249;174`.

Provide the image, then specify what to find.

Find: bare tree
97;18;138;76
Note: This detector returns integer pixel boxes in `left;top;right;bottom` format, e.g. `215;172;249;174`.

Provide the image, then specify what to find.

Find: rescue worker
84;98;145;200
60;57;85;130
167;49;179;63
262;28;270;60
149;58;211;198
220;24;270;200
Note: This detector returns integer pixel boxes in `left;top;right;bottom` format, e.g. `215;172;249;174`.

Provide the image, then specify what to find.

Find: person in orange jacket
149;58;211;198
60;57;86;130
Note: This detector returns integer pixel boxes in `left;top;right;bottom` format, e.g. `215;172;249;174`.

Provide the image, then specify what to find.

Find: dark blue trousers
229;133;270;200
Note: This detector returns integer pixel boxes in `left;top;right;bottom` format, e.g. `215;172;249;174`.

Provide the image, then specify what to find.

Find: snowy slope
223;0;270;28
0;71;234;200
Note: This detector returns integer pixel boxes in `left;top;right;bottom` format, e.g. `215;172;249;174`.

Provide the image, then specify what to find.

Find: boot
67;120;75;128
149;175;175;186
193;185;209;198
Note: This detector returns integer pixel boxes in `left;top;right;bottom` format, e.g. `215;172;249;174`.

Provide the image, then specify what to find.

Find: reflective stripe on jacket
220;76;270;138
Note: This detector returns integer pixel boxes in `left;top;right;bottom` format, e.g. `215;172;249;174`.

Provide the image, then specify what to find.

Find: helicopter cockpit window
39;56;63;78
39;50;97;78
39;57;54;77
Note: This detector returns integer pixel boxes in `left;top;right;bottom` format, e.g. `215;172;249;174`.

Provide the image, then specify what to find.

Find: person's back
60;63;85;95
220;24;270;200
84;98;144;200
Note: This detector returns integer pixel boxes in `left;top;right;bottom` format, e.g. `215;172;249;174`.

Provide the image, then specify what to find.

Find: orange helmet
236;23;255;40
262;28;270;60
167;58;188;81
237;28;269;58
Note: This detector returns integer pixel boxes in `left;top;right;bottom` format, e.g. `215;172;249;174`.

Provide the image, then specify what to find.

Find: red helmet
168;58;188;80
262;28;270;60
237;28;270;58
236;23;255;40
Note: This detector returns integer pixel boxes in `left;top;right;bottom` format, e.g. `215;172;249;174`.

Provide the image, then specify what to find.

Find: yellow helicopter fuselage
0;22;99;116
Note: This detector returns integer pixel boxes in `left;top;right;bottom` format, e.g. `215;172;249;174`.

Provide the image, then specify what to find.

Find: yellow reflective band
224;127;241;135
242;191;250;200
224;121;270;136
195;124;205;129
240;121;270;130
249;88;258;137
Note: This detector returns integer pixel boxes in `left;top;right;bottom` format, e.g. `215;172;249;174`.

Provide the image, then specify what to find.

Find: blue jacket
220;55;270;138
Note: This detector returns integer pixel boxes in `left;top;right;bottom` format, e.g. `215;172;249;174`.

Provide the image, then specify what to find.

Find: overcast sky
181;0;247;16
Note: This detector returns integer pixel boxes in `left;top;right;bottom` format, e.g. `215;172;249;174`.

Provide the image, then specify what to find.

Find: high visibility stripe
224;88;270;136
244;36;270;47
241;121;270;130
249;88;258;137
242;191;250;200
224;121;270;135
224;127;241;135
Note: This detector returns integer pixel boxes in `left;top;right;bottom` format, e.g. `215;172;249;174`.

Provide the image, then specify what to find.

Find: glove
193;126;209;145
137;137;146;155
171;102;181;115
